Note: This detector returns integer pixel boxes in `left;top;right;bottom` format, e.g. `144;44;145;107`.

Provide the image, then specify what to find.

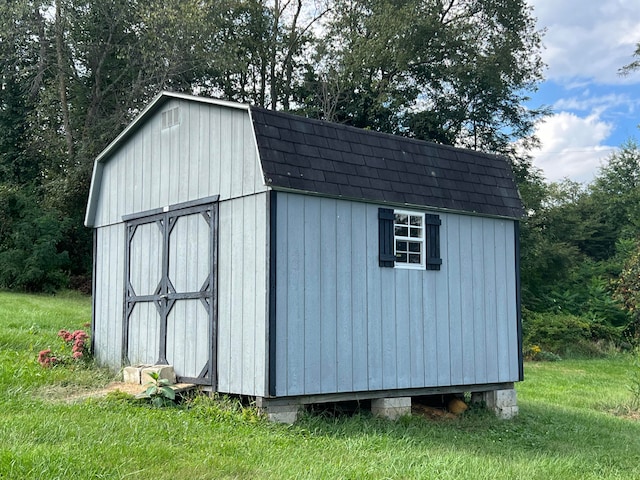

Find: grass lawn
1;291;640;479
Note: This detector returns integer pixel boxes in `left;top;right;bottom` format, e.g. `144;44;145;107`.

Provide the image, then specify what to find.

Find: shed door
123;201;218;386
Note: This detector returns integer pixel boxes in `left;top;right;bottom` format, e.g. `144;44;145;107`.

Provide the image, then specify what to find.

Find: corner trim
268;191;278;397
515;220;524;381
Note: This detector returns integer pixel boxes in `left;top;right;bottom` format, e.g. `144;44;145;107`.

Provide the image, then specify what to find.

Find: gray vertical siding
274;192;519;397
217;193;269;397
93;224;125;368
91;101;269;396
92;99;266;228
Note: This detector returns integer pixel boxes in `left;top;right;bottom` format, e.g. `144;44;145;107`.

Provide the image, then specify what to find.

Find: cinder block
123;366;142;384
481;389;518;419
371;397;411;420
265;406;299;424
141;365;176;384
255;398;299;424
495;405;519;420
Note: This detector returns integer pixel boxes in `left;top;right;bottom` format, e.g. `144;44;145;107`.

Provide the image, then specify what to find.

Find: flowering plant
58;329;90;360
37;328;91;368
37;349;59;368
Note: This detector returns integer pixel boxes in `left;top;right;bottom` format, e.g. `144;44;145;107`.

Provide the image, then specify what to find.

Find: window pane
408;242;421;253
396;240;407;252
395;214;408;225
396;253;407;263
395;226;408;237
410;227;422;238
409;254;421;264
410;215;422;226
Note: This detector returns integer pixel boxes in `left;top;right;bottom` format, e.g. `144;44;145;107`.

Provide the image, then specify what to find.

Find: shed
85;91;524;421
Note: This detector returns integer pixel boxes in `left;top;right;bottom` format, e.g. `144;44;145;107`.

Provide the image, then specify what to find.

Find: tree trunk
55;0;74;159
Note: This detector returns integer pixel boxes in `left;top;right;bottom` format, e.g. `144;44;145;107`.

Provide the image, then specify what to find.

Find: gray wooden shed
85;91;524;420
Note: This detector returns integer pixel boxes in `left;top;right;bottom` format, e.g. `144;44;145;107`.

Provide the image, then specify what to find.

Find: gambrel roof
251;107;524;219
85;92;524;226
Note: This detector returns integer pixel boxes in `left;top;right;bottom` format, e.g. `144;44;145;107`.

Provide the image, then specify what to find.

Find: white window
394;210;425;268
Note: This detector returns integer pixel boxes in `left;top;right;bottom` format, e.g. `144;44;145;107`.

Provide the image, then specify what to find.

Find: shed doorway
123;199;218;386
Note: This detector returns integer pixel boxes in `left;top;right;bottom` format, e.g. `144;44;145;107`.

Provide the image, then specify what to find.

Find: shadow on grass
292;400;640;474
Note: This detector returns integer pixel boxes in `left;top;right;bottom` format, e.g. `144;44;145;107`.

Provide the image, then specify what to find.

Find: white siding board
409;272;424;387
254;195;268;396
459;219;475;385
381;267;397;389
304;198;322;394
446;215;464;386
505;222;519;380
229;197;244;390
216;202;233;392
274;195;288;395
484;222;499;380
350;202;368;392
93;224;124;368
394;269;411;388
286;198;305;395
241;195;257;394
319;199;338;393
435;220;451;386
216;194;268;396
197;104;209;199
243;116;256;196
472;217;487;384
423;270;438;386
366;210;383;391
335;202;353;392
495;221;511;382
231;112;244;199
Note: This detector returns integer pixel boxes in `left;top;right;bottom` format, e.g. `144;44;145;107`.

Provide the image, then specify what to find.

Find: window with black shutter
378;208;441;270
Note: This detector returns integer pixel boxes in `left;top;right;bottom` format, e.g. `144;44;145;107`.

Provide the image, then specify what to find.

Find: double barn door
123;199;218;386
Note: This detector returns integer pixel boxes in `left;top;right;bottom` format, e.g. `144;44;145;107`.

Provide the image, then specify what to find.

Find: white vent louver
161;107;180;129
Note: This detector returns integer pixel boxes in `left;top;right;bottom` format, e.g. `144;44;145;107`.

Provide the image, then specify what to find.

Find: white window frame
393;209;425;269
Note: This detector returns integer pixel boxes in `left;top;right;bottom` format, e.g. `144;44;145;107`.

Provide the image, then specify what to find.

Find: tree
619;41;640;76
302;0;547;158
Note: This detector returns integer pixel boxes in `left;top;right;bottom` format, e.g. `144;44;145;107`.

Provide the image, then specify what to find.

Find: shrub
523;311;624;357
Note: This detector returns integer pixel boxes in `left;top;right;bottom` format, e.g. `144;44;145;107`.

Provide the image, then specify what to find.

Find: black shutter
378;208;395;267
425;214;442;270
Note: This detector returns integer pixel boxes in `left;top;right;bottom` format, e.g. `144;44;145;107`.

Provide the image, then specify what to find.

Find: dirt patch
37;381;146;403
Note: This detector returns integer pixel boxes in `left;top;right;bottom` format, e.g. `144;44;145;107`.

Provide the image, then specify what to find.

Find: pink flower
72;351;83;359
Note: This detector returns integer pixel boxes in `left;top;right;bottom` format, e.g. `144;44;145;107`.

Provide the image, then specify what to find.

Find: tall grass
1;291;639;479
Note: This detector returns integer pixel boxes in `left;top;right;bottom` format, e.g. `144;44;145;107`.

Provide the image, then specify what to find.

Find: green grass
1;290;640;479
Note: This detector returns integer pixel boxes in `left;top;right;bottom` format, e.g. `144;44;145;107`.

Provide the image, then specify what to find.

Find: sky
526;0;640;184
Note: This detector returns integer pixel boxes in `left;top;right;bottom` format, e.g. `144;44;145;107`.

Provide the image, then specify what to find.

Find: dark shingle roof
250;107;524;219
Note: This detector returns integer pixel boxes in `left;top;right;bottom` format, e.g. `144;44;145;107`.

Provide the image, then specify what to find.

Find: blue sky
526;0;640;184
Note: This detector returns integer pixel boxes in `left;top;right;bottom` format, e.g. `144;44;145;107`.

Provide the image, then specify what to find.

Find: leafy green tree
303;0;547;157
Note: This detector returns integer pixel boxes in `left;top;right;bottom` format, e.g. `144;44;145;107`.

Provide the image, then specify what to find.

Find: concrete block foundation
474;388;519;419
371;397;411;420
123;365;176;385
123;366;142;384
255;398;299;424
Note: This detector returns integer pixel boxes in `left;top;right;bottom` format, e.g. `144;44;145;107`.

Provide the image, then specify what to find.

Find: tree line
1;0;639;352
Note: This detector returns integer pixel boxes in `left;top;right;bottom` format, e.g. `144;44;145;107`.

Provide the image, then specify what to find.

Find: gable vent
161;107;180;129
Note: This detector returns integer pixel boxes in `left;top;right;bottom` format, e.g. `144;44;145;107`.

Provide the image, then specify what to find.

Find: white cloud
529;0;640;84
530;112;616;183
553;92;636;114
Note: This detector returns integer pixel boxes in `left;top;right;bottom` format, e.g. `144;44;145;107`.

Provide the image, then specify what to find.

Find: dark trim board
122;195;220;222
258;382;516;405
515;221;524;382
91;229;97;357
268;191;278;397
